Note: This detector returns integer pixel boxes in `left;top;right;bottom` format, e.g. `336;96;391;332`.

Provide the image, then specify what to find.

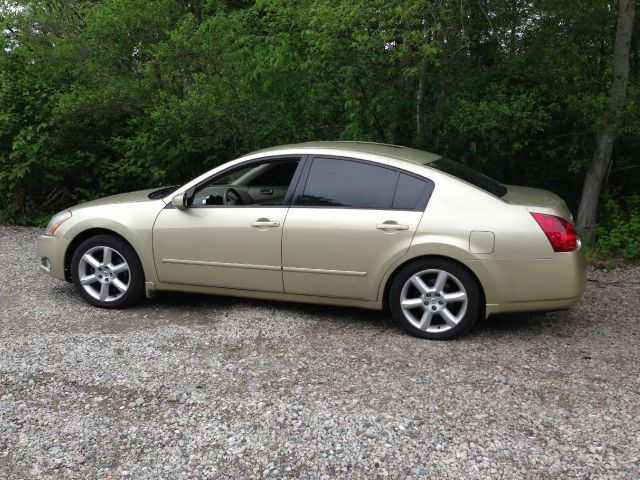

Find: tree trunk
415;61;427;143
577;0;635;244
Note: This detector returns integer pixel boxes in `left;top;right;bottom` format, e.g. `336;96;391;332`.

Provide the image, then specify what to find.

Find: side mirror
172;193;187;210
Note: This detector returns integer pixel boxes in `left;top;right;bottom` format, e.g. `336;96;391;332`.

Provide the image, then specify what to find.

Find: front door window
191;159;300;207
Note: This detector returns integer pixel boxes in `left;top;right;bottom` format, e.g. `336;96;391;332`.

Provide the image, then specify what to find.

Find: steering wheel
223;187;252;206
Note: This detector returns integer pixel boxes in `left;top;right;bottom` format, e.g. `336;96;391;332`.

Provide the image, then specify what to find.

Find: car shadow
142;291;557;339
470;311;556;336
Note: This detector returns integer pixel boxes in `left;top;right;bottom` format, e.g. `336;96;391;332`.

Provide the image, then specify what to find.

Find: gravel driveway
0;225;638;479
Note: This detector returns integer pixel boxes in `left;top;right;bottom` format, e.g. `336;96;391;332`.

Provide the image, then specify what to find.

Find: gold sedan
37;142;586;339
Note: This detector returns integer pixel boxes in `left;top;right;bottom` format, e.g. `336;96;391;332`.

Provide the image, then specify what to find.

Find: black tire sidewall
389;258;481;340
71;235;144;309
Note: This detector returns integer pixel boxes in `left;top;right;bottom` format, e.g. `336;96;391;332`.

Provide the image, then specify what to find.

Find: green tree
1;0;639;257
577;0;636;244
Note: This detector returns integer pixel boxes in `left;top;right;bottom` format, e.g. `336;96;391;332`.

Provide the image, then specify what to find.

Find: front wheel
389;258;481;340
71;235;144;308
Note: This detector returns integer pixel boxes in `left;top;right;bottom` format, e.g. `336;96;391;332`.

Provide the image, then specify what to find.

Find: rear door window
295;156;433;211
295;157;397;209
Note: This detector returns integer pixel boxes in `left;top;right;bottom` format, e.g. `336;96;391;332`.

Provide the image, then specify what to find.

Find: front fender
59;201;165;283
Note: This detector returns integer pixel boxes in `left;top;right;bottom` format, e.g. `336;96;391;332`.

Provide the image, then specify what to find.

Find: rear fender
376;238;500;307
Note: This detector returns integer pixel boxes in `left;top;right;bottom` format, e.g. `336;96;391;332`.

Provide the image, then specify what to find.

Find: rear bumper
475;248;587;316
37;235;70;281
485;297;583;317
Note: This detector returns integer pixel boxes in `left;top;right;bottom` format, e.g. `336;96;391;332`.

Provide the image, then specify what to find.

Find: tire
71;234;145;309
389;258;481;340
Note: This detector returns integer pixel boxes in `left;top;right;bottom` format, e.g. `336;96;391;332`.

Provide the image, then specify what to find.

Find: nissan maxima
37;141;586;339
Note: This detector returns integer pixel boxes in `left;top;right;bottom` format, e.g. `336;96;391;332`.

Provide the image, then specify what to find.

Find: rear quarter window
392;173;430;210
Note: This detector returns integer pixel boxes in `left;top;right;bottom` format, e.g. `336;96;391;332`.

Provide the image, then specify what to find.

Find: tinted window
428;158;507;197
297;158;397;209
392;173;429;210
190;159;299;206
248;161;299;187
211;165;254;185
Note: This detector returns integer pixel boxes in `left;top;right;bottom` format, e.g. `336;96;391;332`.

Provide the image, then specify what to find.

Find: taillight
531;212;578;252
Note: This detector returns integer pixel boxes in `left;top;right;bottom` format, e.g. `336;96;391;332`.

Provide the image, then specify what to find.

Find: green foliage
0;0;638;259
595;193;640;261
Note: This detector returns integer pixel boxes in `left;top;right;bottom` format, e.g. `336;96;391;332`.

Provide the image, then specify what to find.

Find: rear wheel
71;235;144;308
389;258;481;340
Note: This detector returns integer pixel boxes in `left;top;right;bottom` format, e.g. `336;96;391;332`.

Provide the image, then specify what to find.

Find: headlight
45;210;72;236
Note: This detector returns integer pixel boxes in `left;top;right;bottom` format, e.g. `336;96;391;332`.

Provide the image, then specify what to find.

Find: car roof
246;141;442;165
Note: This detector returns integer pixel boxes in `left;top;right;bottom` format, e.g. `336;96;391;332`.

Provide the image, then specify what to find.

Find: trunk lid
502;185;573;220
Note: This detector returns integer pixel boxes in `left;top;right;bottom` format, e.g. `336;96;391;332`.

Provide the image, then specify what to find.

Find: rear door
281;156;433;301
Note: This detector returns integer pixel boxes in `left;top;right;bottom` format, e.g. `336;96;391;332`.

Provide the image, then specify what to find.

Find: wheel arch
380;254;487;315
64;228;140;282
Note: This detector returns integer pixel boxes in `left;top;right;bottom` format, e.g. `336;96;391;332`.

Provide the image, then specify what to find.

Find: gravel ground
0;225;639;479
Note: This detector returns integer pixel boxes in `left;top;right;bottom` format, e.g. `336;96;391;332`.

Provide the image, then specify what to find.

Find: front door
153;157;302;292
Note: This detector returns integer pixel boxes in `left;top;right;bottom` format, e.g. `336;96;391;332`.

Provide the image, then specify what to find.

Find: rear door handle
251;220;280;228
260;189;274;195
376;223;409;231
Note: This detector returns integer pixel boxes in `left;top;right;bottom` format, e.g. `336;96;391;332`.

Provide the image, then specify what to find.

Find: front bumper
37;235;71;281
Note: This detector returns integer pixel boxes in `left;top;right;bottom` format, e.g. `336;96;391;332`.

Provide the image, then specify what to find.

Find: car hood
502;185;572;219
71;188;164;210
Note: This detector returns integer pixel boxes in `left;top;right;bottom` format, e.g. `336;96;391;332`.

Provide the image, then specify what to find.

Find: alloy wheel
77;245;130;302
399;268;468;333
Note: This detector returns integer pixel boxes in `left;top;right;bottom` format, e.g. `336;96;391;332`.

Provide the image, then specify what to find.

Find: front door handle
260;189;274;195
376;222;409;231
251;220;280;228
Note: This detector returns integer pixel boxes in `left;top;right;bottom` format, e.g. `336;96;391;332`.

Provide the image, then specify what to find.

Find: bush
595;193;640;261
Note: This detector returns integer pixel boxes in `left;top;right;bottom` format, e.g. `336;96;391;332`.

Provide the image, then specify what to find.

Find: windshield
428;158;507;197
